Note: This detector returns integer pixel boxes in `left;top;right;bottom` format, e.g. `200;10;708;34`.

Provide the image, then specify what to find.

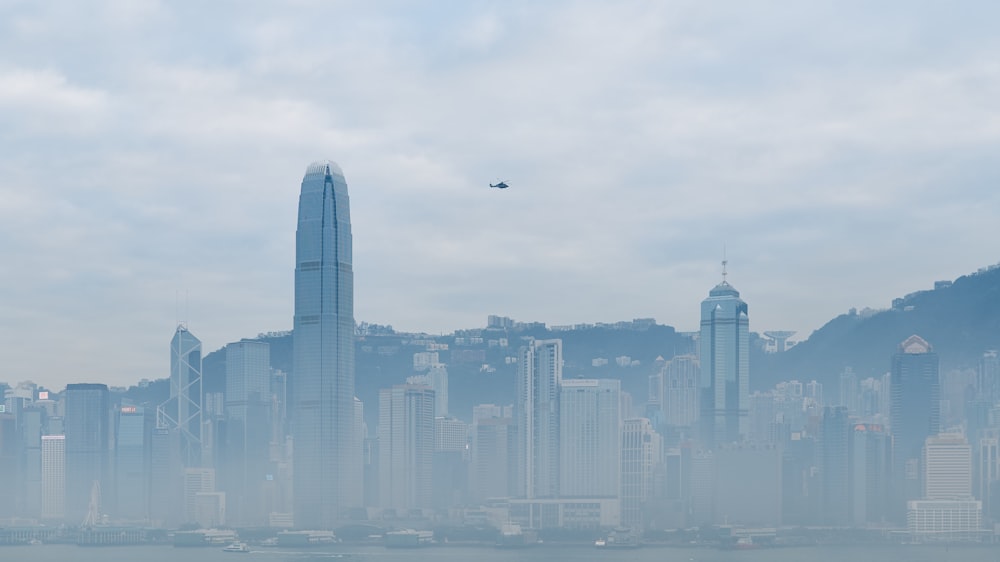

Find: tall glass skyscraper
698;274;749;448
891;334;940;510
65;383;110;524
159;325;202;468
292;161;358;528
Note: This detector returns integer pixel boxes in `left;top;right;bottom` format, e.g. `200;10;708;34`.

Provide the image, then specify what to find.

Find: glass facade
292;161;358;528
699;281;749;447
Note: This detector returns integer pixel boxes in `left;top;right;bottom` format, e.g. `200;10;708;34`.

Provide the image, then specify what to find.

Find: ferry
222;542;251;553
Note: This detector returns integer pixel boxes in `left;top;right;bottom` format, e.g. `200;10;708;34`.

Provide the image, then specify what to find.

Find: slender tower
698;259;750;448
292;161;356;528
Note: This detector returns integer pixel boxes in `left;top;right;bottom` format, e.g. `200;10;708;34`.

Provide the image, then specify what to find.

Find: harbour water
7;544;1000;562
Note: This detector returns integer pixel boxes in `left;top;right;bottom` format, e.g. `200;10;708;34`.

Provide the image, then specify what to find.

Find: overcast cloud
2;1;1000;389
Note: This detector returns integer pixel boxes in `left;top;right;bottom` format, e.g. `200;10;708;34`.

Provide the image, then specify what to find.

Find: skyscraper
41;435;65;520
116;405;150;521
663;354;700;428
516;339;562;499
559;378;621;497
891;335;940;506
223;339;271;525
377;384;435;511
64;383;110;523
621;417;662;528
698;270;749;448
159;325;203;468
292;161;357;527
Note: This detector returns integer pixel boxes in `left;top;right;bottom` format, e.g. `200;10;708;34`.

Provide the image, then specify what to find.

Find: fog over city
2;0;1000;557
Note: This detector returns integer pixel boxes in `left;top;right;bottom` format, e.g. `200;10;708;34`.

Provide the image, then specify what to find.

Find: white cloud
1;0;1000;387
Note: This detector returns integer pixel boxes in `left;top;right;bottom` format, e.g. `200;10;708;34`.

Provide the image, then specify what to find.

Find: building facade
377;384;435;511
699;276;750;448
891;335;940;508
559;378;621;498
292;161;359;527
516;339;562;499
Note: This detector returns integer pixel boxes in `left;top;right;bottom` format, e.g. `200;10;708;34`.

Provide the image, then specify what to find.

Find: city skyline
4;2;1000;388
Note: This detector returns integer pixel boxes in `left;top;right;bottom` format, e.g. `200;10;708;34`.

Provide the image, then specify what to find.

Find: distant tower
292;161;358;527
64;383;110;524
223;339;271;525
515;339;562;498
377;384;435;510
621;418;662;528
41;435;65;520
698;260;750;448
891;335;940;507
159;325;203;468
559;378;621;497
663;355;700;427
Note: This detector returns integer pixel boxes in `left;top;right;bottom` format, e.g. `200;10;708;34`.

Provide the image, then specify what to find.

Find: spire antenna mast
722;244;728;282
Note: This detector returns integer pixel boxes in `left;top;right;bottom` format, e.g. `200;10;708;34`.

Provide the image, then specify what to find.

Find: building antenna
722;244;728;282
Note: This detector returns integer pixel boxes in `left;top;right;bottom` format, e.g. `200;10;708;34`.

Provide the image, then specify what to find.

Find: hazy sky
2;1;1000;389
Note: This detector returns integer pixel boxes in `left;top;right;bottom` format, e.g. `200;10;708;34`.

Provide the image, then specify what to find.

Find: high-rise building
908;433;981;542
621;418;662;528
158;325;203;472
849;423;892;526
924;433;972;500
64;383;110;524
516;339;562;499
839;368;858;415
820;406;850;526
472;416;515;502
20;407;45;517
698;271;749;448
377;384;434;511
891;335;940;507
559;378;621;497
223;339;272;525
429;363;449;417
980;351;1000;403
292;161;358;527
663;355;699;428
116;404;150;521
977;433;1000;523
41;435;65;520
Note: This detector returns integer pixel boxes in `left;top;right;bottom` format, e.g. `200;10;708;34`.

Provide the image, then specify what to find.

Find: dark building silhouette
65;383;110;524
821;406;850;526
890;335;940;514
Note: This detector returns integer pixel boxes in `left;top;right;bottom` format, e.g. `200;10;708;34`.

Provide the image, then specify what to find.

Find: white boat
222;542;251;553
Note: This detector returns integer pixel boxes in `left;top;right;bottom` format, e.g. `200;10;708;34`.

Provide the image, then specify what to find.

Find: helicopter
489;181;509;189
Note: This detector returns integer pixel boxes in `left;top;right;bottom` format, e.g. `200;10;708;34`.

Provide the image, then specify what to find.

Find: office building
159;325;203;468
820;406;850;526
64;383;110;524
663;354;699;428
472;416;515;502
699;270;750;448
41;435;65;520
621;417;662;528
292;161;359;527
891;335;940;506
378;384;435;511
116;405;149;521
223;339;272;525
559;378;621;497
849;423;892;525
516;339;562;499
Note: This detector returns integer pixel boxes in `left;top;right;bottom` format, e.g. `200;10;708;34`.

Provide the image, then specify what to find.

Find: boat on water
383;529;434;548
222;542;251;553
496;523;538;548
594;528;640;549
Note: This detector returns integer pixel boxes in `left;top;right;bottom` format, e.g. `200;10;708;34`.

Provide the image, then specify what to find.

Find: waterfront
6;544;1000;562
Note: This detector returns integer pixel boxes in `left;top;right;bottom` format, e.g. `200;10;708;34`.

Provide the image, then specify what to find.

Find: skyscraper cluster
2;160;997;545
